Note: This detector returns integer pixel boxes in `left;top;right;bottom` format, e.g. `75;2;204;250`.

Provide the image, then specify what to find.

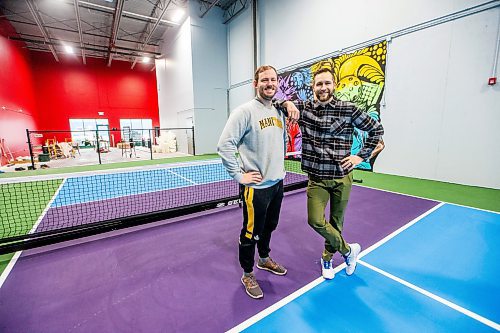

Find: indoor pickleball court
1;0;499;332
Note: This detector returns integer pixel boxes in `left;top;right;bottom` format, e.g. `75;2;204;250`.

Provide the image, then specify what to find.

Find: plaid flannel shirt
289;99;384;179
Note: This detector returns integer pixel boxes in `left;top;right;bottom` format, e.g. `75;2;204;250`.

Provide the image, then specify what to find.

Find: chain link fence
25;127;195;170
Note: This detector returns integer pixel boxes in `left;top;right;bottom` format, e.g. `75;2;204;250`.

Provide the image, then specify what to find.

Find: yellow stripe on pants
245;186;255;239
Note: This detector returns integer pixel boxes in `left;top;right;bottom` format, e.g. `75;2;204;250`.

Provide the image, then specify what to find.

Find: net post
191;126;196;155
149;129;153;160
26;128;35;170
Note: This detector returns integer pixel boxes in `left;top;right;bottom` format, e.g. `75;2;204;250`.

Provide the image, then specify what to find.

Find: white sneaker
321;258;335;279
344;243;361;276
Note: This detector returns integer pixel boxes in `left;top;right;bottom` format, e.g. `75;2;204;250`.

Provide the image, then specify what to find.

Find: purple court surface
0;186;438;332
37;171;306;232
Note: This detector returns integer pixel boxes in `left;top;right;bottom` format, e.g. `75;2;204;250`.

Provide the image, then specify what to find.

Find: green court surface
353;170;500;213
0;180;63;274
0;155;218;274
0;154;219;179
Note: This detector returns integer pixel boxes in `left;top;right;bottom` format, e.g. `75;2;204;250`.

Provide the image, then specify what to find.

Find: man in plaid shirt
282;67;384;279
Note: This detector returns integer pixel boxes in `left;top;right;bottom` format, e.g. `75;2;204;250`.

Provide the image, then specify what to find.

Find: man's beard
315;89;333;102
259;86;276;100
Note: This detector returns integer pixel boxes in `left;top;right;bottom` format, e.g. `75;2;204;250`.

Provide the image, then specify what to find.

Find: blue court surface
232;204;500;333
51;162;231;207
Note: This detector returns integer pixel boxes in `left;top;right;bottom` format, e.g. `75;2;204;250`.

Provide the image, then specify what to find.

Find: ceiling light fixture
171;9;184;23
142;57;151;63
64;45;74;54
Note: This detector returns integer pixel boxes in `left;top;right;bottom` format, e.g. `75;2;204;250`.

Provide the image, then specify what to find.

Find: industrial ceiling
0;0;248;68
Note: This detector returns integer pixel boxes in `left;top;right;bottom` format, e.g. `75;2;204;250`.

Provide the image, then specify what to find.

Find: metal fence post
96;129;101;164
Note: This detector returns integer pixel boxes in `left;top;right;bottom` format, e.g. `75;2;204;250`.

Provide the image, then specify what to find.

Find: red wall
0;14;160;164
0;17;38;164
31;52;159;143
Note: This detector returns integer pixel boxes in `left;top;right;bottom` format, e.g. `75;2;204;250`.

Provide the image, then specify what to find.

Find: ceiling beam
73;0;86;64
78;1;178;27
27;47;138;62
25;0;59;62
7;19;161;47
200;0;221;18
106;0;125;67
9;36;162;57
131;0;172;69
223;0;249;24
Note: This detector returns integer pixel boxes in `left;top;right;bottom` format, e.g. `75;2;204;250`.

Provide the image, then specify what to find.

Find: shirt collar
254;96;274;108
312;97;338;109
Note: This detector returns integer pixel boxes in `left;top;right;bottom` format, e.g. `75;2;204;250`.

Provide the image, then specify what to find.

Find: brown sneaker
241;273;263;299
257;257;287;275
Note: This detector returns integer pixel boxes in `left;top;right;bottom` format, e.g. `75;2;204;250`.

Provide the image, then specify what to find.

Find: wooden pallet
0;138;15;165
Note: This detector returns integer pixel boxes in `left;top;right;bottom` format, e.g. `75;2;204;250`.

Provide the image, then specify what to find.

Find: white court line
50;165;232;208
354;183;499;215
225;202;445;332
226;274;330;333
359;202;445;258
0;158;222;184
49;181;202;209
443;201;500;215
0;178;67;289
166;169;198;185
358;260;500;331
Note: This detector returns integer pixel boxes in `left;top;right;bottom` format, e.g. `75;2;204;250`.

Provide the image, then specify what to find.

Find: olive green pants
306;173;353;261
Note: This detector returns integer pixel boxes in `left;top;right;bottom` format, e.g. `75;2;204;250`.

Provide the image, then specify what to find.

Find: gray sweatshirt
217;98;286;189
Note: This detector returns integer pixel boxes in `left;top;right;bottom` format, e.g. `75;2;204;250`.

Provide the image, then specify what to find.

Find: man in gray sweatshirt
217;65;298;299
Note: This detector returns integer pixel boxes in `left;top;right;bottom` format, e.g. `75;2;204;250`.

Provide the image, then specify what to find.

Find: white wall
189;2;229;155
228;3;254;86
227;4;255;111
378;8;500;189
227;6;255;111
259;0;489;71
227;0;500;189
156;17;195;129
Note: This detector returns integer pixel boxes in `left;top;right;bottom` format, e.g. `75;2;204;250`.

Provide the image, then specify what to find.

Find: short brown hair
312;67;334;85
254;65;278;82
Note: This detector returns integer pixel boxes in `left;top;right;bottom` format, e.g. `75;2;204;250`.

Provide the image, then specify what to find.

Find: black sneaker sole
256;264;287;276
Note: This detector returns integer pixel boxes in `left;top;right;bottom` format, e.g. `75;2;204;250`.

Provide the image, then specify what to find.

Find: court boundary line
49;165;233;208
50;178;234;209
226;272;339;333
0;159;222;184
359;202;445;257
49;168;303;209
0;179;67;289
354;184;499;215
225;203;445;332
358;260;500;330
166;169;198;185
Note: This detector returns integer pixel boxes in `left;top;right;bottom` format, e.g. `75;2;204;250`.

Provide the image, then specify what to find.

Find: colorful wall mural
277;41;387;170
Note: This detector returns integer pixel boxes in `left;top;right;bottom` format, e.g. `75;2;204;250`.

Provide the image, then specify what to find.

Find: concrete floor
0;147;190;173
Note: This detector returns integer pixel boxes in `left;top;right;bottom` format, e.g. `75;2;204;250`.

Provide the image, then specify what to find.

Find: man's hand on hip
341;155;363;170
240;171;263;185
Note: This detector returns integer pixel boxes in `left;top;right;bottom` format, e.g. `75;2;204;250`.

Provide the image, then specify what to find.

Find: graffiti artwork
277;41;387;170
